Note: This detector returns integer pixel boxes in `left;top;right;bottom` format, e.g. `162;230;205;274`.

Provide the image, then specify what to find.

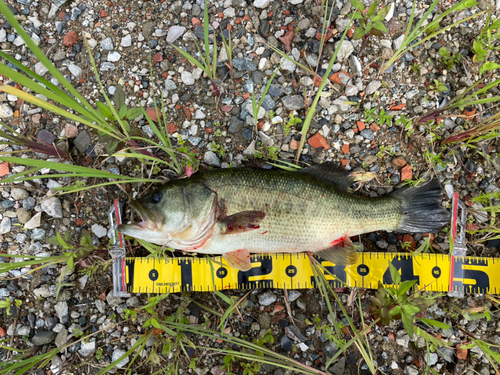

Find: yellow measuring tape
121;252;499;295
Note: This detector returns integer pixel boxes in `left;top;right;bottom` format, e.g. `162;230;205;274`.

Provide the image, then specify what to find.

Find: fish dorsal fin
316;237;358;265
224;249;252;271
300;164;375;193
218;211;266;235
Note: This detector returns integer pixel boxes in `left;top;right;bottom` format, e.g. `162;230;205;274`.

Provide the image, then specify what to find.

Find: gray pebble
258;291;276;306
204;151;221;167
32;331;56;346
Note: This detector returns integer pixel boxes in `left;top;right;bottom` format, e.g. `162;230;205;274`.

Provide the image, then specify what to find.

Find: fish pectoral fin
224;249;252;271
301;164;375;193
218;211;266;235
316;238;358;265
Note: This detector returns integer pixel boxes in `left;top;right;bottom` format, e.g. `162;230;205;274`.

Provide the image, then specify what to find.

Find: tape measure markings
122;252;500;295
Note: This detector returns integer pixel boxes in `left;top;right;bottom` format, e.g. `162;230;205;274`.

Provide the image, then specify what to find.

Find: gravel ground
1;0;500;373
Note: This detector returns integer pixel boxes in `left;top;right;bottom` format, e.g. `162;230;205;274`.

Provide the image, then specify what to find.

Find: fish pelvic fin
300;164;375;193
391;179;450;233
224;249;252;271
316;238;358;265
218;211;266;235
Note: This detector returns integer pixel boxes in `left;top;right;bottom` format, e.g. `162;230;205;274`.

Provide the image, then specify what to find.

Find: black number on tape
149;269;159;281
238;255;273;288
285;265;297;277
432;266;441;279
452;258;489;293
216;267;228;279
357;264;369;276
382;256;419;285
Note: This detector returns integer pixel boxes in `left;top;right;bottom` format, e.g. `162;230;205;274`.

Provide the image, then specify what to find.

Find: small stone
286;326;306;342
258;291;276;306
253;0;271;8
11;188;29;201
204;151;220;167
32;331;56;346
107;51;121;62
63;31;78;46
181;71;195;85
233;58;257;72
281;335;293;351
0;104;13;118
79;340;96;357
55;328;69;347
298;19;311;30
41;196;63;218
65;124;79;138
74;129;91;153
100;37;114;50
106;291;123;307
165;79;177;90
335;40;354;60
37;129;56;144
23;197;36;211
167;25;186;43
91;224;107;238
401;164;413;180
322;342;338;358
17;208;31;224
281;56;297;72
229;116;244;133
396;334;410;348
308;133;329;150
282;95;304;110
393;34;405;51
120;34;132;47
366;80;382;95
426;352;438;366
112;349;130;368
381;47;394;60
54;301;68;323
404;365;419;375
332;96;351;113
437;346;455;363
392;158;407;167
24;212;41;229
0;217;12;234
68;64;82;77
279;30;295;52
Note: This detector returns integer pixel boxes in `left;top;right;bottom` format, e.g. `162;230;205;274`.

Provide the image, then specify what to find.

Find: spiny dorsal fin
316;237;358;265
218;211;266;235
224;249;252;271
300;164;375;193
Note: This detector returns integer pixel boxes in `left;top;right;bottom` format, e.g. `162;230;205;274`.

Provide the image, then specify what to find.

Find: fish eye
151;192;162;204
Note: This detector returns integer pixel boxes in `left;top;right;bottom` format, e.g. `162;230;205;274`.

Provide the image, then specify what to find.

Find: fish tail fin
391;179;450;233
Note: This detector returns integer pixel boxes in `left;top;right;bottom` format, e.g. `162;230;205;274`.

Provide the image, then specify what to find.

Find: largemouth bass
118;165;449;271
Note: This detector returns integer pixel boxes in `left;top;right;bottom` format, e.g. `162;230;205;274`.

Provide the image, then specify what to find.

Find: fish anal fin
219;210;266;235
316;237;358;265
224;249;252;271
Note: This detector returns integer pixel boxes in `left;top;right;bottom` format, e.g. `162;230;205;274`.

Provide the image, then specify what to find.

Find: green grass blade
203;0;210;72
0;0;106;122
170;43;209;74
0;86;121;140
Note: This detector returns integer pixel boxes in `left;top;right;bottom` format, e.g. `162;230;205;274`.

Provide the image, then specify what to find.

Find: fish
118;165;450;271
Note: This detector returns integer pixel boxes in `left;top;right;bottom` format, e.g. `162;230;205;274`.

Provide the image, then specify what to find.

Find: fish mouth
127;201;159;231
